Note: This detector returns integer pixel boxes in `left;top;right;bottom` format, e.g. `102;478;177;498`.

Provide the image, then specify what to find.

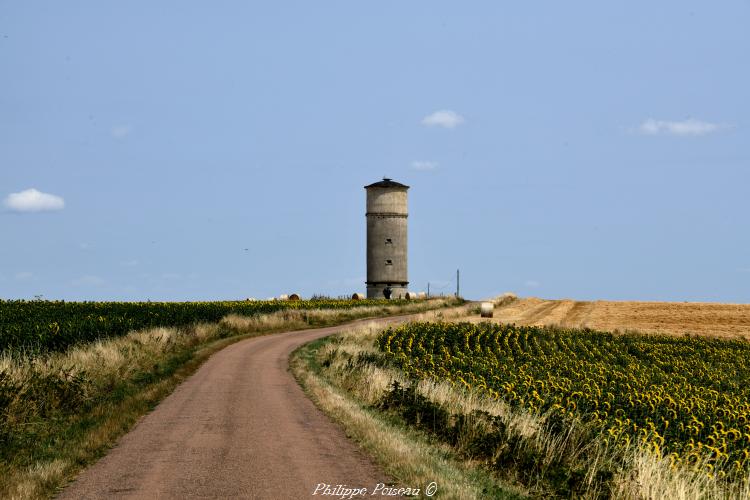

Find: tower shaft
364;178;409;299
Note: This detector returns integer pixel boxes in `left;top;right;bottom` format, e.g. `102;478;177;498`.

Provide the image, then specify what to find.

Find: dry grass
295;302;750;499
1;299;455;500
293;365;503;499
219;298;455;333
480;297;750;340
327;318;540;442
0;325;201;387
292;311;525;499
0;323;228;500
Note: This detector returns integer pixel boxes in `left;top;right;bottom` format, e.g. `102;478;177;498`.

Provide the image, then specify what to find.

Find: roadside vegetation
0;297;405;353
0;297;456;499
292;305;526;500
293;300;750;499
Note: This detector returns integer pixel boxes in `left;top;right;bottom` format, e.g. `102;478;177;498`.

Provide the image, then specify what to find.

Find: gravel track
57;315;415;499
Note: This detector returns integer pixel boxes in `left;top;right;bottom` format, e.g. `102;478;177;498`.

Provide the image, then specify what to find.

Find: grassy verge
292;308;750;499
290;306;527;499
0;298;456;499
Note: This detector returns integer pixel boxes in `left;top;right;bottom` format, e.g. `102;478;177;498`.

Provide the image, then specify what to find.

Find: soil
57;315;416;499
483;298;750;339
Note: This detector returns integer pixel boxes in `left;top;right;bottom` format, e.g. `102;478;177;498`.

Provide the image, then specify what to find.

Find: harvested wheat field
485;297;750;340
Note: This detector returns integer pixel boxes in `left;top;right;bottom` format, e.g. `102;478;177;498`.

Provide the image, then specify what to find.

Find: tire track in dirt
560;301;595;327
515;300;574;326
489;298;750;339
488;299;599;328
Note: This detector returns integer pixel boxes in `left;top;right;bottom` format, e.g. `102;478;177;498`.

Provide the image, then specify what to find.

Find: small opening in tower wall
385;259;393;265
385;238;392;244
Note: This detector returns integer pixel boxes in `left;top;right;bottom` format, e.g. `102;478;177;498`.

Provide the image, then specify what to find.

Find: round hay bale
288;293;300;301
245;297;257;302
480;302;494;318
351;293;365;300
278;294;289;301
417;292;426;299
405;292;413;300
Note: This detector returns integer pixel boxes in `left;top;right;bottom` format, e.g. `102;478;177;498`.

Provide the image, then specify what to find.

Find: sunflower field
0;298;396;353
377;321;750;479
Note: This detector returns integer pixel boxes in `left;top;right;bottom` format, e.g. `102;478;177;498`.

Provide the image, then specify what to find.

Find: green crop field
377;321;750;479
0;298;397;353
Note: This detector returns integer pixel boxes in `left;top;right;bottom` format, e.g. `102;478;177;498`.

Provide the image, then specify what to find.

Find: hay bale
405;292;413;300
278;294;289;301
351;293;365;300
245;297;257;302
288;293;300;301
417;292;427;299
480;302;494;318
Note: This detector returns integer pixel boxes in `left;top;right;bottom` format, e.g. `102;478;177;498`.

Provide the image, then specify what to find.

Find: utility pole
427;282;430;297
456;269;460;298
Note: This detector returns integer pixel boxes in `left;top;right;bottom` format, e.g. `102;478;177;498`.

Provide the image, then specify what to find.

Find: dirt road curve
58;316;413;499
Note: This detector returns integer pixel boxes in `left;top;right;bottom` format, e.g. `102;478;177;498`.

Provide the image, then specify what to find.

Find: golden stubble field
484;297;750;339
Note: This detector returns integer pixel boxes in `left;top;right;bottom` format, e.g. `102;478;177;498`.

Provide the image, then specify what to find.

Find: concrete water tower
365;178;409;299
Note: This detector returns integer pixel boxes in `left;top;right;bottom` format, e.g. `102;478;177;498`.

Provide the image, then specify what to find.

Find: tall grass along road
56;315;424;499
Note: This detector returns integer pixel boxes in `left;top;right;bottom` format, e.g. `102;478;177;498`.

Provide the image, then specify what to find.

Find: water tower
365;178;409;299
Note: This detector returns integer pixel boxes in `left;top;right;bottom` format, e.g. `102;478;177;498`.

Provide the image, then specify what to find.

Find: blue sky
1;2;748;302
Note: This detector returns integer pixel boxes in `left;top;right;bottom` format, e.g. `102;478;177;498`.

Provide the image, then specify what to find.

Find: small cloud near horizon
421;110;464;129
638;118;725;136
411;160;437;171
3;188;65;213
111;125;132;139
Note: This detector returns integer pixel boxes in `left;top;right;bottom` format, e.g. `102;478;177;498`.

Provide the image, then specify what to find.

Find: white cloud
72;275;104;286
411;160;437;171
421;110;465;129
111;125;132;139
3;188;65;213
524;280;540;288
638;118;724;136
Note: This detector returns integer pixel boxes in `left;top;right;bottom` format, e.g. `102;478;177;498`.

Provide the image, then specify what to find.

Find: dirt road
57;316;414;499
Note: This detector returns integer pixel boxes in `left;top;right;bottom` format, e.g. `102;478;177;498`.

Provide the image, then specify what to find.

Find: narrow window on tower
385;238;392;245
385;259;393;265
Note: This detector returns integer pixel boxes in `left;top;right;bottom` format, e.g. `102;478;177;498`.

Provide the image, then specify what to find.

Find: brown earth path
57;315;418;499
